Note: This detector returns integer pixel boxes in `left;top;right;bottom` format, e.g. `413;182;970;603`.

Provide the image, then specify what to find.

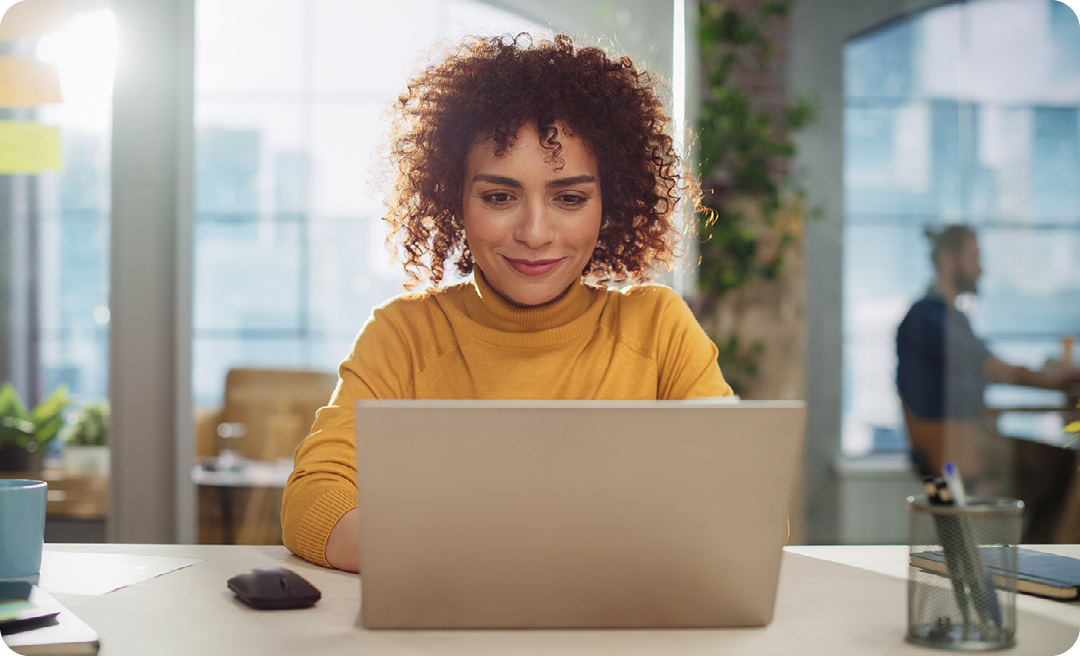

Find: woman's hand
324;508;360;572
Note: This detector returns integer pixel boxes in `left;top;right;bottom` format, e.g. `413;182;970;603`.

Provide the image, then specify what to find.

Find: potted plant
0;382;69;472
62;400;110;477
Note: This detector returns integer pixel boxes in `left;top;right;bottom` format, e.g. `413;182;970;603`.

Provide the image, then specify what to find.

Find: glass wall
842;0;1080;455
192;0;544;408
34;9;116;408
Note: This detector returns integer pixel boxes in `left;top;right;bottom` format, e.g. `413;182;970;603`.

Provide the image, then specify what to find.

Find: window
15;9;115;408
842;0;1080;455
192;0;545;408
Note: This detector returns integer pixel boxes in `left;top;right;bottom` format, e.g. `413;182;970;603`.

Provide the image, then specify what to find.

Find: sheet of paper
0;57;61;106
0;120;61;173
0;0;66;39
38;552;203;596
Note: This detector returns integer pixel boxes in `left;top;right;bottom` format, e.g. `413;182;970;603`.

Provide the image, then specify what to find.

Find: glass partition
842;0;1080;456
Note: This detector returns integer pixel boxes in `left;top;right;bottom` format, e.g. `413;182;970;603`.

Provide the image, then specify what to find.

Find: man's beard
955;271;978;295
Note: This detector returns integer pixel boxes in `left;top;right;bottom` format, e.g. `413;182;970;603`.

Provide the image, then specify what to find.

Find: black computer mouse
227;566;321;610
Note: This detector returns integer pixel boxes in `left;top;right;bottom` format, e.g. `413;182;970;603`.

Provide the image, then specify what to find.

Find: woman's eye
557;194;587;206
482;192;513;204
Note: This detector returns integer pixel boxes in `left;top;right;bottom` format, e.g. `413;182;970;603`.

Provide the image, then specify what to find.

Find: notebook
911;547;1080;601
354;399;806;629
1;586;100;655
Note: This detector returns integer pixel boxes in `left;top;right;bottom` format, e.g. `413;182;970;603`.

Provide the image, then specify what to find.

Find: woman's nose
513;201;556;248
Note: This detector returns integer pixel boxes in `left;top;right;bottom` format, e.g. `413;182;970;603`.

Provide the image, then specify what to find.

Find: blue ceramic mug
0;479;48;584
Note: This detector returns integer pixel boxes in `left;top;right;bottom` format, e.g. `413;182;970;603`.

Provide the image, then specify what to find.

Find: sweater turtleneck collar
462;269;594;333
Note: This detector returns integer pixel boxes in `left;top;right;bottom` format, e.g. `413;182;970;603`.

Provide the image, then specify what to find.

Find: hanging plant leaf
696;0;818;301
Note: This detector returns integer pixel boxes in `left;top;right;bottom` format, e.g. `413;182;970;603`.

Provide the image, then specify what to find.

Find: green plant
715;335;765;397
696;0;817;301
0;382;69;452
64;400;109;447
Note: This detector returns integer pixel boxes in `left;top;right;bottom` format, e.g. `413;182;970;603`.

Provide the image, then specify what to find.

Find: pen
921;476;940;502
934;478;952;505
942;462;967;507
941;462;1002;631
922;476;971;631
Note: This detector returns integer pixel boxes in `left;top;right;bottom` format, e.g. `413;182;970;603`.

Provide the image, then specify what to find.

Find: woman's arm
325;508;360;572
280;374;369;568
281;303;418;569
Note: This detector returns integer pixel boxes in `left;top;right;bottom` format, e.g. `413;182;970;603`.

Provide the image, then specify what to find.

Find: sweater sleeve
652;288;734;400
281;305;415;567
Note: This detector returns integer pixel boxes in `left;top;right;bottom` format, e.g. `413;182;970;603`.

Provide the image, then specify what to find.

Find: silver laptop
354;400;805;629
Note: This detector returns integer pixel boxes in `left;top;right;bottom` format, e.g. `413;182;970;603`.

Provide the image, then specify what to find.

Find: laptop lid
355;400;805;629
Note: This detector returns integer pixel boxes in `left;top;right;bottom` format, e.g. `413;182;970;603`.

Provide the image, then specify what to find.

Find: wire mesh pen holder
908;496;1023;651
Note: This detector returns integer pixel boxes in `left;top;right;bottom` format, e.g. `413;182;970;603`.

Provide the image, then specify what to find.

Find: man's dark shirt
896;290;990;420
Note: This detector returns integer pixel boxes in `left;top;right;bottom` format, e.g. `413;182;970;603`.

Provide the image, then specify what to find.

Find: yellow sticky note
0;57;61;106
0;0;66;40
0;121;61;173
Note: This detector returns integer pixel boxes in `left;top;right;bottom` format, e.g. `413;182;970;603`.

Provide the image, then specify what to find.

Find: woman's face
462;123;602;307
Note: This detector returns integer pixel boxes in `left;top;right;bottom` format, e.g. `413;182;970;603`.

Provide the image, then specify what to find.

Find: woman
282;34;733;571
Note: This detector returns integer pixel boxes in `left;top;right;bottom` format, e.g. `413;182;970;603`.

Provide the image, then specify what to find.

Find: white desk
25;544;1080;655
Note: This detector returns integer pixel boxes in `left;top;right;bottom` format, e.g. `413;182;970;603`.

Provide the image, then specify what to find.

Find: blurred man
896;225;1080;540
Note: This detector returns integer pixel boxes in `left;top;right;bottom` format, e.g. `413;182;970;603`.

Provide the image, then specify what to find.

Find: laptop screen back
355;400;805;629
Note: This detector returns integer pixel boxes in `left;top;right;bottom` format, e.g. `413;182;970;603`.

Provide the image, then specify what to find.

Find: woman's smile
502;256;566;277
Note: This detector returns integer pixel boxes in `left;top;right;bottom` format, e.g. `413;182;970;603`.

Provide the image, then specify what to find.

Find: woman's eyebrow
471;174;521;187
470;173;597;188
546;175;596;188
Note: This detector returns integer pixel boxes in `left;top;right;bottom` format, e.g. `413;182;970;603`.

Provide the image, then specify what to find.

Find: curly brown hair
385;33;687;288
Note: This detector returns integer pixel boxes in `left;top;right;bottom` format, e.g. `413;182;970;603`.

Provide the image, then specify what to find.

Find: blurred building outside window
192;0;546;409
24;7;115;416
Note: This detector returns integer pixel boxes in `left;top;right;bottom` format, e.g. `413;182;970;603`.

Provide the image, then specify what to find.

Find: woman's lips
503;256;564;277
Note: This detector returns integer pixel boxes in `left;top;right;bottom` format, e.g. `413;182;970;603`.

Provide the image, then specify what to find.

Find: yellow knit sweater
281;273;733;567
